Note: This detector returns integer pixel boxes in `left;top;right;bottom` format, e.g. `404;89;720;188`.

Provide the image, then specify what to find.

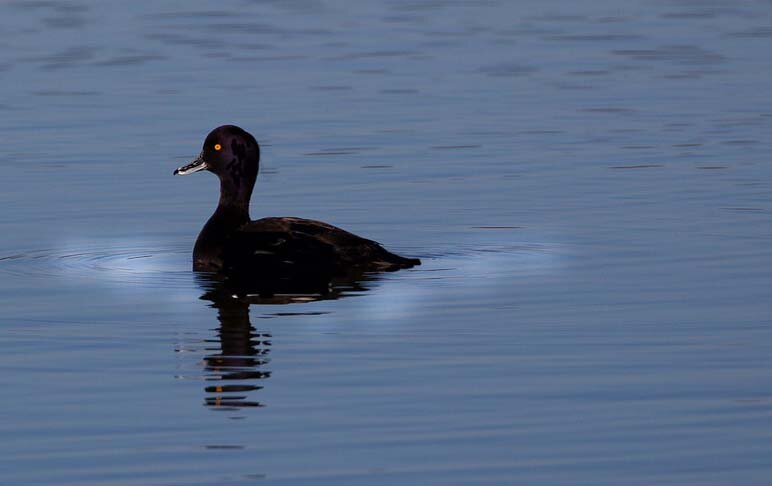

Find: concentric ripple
0;243;193;289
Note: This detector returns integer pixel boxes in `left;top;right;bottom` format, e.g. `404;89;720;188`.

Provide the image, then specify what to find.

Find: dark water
2;1;772;484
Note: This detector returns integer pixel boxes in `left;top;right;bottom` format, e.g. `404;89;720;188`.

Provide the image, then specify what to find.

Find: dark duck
174;125;420;281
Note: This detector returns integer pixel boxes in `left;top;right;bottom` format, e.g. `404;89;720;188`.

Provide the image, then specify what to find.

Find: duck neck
210;202;250;229
215;176;253;223
194;199;250;271
200;182;250;239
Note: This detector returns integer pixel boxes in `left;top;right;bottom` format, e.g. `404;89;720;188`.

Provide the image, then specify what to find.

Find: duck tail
376;248;421;270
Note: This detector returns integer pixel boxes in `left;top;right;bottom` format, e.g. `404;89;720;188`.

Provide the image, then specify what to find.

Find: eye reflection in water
191;269;380;411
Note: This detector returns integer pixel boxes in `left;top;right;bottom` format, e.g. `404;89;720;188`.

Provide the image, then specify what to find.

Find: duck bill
174;153;208;175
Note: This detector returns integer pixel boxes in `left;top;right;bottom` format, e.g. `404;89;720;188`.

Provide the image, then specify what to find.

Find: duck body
194;214;420;275
176;125;420;279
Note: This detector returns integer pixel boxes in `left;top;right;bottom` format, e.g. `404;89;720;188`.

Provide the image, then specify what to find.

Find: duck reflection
193;270;379;411
202;296;270;409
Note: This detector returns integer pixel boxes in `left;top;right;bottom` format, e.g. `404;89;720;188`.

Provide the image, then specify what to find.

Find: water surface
2;1;772;484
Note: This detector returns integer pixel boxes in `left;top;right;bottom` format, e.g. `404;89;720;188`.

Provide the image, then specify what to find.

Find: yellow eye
214;144;222;151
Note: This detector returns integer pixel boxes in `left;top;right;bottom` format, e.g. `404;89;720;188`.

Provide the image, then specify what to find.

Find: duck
174;125;420;279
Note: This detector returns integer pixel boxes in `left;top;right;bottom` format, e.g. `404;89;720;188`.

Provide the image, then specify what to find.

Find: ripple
726;27;772;38
478;62;538;77
417;242;554;260
545;33;644;42
612;45;725;65
397;242;560;283
609;164;664;169
0;244;192;288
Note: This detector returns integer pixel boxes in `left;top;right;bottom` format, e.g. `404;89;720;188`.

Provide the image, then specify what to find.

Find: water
2;1;772;484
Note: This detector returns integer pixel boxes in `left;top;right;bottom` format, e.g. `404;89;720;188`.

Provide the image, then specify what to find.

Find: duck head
175;125;260;209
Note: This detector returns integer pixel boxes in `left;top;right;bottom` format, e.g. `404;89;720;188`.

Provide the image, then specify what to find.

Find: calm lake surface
2;1;772;484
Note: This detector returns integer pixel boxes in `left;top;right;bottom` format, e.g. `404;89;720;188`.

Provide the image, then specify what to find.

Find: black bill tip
174;154;208;176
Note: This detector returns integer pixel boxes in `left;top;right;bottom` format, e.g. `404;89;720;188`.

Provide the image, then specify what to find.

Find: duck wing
227;217;420;276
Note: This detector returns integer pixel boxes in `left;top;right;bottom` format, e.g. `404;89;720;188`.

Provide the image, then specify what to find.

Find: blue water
2;1;772;484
